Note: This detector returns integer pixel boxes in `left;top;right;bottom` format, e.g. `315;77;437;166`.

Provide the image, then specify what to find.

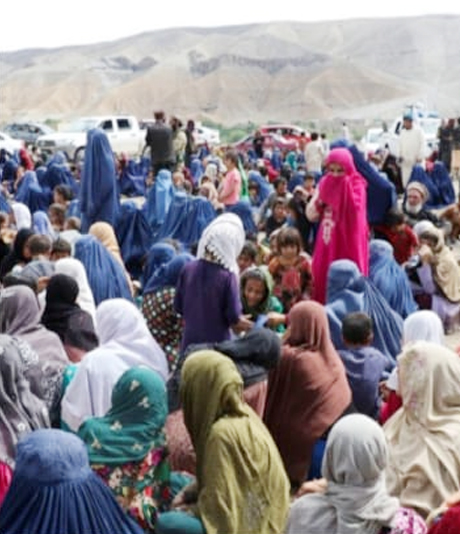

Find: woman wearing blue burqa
325;259;403;368
79;129;119;233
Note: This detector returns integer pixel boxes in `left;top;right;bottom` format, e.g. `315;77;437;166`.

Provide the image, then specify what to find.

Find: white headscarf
11;202;32;230
385;341;460;517
54;258;96;320
287;414;399;534
412;220;435;238
197;213;245;274
403;310;444;345
387;310;444;391
61;299;168;432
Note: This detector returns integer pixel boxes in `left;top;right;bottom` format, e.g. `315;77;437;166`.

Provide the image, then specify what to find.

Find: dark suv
4;122;55;146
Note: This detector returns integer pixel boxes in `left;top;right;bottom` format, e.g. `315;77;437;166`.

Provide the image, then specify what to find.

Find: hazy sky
1;0;459;52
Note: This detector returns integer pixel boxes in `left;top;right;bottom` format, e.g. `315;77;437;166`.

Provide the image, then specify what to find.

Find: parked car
3;122;55;146
36;116;144;163
359;127;384;158
233;133;298;154
378;105;441;159
195;125;220;146
259;124;306;144
0;131;24;154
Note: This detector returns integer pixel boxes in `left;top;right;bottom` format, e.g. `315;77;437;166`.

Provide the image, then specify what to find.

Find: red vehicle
232;133;298;154
259;124;308;144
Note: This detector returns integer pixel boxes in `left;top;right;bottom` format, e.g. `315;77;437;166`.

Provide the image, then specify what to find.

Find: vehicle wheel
74;147;85;164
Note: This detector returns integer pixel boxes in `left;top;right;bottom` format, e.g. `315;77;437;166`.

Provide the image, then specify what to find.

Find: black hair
384;208;405;227
239;240;258;261
342;312;373;345
53;185;73;201
277;227;302;251
274;177;287;190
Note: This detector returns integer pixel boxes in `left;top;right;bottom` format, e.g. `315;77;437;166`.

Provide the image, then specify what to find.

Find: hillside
1;16;459;126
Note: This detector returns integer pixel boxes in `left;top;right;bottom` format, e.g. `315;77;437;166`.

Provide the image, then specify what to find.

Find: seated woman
0;429;143;534
74;235;132;305
384;341;460;519
41;273;98;362
61;299;168;432
142;253;194;373
0;334;50;506
369;239;418;319
408;225;460;332
240;265;286;332
89;221;134;295
287;414;427;534
78;367;185;532
380;310;444;424
263;300;352;488
54;257;96;320
157;350;290;534
0;285;69;424
326;259;403;366
165;328;282;474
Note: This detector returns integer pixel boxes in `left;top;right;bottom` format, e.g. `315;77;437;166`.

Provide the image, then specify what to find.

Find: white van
379;107;440;159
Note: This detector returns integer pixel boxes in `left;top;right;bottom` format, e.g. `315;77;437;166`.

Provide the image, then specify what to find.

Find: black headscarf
41;274;98;352
0;228;34;282
167;329;281;412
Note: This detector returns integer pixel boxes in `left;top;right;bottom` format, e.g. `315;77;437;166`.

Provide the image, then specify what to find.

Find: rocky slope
1;16;459;125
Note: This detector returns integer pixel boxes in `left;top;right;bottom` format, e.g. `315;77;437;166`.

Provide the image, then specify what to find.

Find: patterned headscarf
197;213;245;274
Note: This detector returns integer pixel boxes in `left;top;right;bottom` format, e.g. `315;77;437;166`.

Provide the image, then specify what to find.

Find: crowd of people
1;109;460;532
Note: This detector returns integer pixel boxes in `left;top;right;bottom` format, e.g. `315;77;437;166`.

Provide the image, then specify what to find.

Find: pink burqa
312;148;369;303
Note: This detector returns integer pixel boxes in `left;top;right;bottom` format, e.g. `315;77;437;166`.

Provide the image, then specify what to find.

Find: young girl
268;227;312;313
307;147;368;303
217;150;241;207
240;266;286;332
174;213;252;352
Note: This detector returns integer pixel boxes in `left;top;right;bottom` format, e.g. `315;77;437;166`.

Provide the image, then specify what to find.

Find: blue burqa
79;128;120;233
115;201;152;281
74;235;132;305
0;429;143;534
369;239;418;319
154;193;216;248
326;259;403;367
145;169;175;231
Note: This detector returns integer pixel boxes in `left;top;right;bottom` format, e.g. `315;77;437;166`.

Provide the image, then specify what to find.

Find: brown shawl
263;300;351;486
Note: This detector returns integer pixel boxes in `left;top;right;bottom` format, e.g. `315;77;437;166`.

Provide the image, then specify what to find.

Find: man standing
304;132;325;176
145;111;175;175
397;114;426;188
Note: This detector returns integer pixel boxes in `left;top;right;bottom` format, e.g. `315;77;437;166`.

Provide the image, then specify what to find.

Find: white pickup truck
36;115;145;163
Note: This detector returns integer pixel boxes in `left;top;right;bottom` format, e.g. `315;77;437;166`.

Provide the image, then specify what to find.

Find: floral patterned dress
142;288;183;374
93;447;172;532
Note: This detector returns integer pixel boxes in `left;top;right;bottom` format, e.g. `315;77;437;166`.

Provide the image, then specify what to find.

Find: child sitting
240;266;286;332
268;227;312;313
265;197;287;238
237;240;258;274
373;208;418;265
338;312;388;420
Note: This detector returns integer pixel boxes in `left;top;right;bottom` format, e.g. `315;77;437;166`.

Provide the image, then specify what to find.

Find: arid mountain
1;16;459;126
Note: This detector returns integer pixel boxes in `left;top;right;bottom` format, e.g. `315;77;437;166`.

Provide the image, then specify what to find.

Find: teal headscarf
78;367;168;465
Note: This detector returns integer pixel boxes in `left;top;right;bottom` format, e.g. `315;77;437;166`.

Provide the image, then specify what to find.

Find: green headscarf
240;266;274;316
180;350;290;534
78;366;168;465
180;351;247;480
